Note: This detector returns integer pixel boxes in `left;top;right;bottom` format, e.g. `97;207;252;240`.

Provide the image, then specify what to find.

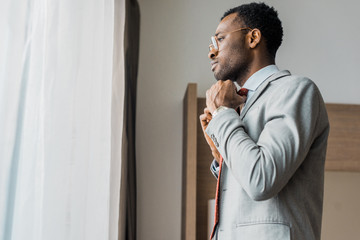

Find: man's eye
218;37;224;42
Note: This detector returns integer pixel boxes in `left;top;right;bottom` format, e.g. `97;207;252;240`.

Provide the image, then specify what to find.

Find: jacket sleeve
205;78;326;201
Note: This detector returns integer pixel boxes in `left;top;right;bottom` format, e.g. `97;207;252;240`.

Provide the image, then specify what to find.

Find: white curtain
0;0;125;239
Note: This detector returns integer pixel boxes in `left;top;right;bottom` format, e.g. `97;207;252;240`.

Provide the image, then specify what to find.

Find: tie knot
237;88;248;96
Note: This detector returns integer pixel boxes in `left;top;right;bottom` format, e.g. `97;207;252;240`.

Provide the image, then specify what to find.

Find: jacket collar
240;70;291;119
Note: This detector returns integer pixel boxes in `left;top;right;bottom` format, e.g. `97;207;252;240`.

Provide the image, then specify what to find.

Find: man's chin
213;72;222;81
214;73;236;82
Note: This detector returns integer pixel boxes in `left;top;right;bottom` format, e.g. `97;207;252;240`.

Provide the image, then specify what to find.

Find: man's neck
236;59;275;87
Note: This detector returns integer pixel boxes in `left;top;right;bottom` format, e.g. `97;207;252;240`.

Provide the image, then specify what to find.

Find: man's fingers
204;108;212;119
199;113;210;125
234;94;247;106
200;108;213;129
205;89;210;99
199;113;207;121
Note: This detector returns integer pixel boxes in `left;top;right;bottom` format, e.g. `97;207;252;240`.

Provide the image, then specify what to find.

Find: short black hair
222;2;283;58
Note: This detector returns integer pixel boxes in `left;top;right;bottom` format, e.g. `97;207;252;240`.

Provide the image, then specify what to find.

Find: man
199;3;329;240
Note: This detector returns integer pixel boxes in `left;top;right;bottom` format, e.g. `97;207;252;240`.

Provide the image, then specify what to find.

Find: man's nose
208;46;218;59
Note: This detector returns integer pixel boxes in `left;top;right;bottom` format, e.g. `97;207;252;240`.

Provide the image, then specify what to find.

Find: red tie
237;88;249;96
210;88;248;240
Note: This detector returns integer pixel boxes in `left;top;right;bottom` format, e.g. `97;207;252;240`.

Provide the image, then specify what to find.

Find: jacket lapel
240;70;291;119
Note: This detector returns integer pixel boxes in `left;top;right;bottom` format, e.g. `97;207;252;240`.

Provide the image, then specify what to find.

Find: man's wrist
212;106;229;118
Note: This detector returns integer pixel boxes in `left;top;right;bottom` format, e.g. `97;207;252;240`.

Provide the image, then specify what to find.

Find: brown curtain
123;0;140;239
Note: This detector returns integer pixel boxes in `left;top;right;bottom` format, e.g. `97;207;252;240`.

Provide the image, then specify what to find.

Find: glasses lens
211;36;218;50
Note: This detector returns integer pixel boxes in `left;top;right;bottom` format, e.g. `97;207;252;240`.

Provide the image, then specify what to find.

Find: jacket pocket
232;222;291;240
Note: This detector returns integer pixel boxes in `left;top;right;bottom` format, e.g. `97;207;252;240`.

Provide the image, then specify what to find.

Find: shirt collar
242;65;279;91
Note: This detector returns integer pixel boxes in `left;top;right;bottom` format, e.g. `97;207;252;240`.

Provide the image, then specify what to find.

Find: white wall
136;0;360;239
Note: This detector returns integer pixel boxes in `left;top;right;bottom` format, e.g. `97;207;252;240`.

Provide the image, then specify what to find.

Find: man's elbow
245;184;278;201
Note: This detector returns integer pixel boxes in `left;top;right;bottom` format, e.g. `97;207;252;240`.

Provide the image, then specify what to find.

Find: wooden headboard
181;83;360;240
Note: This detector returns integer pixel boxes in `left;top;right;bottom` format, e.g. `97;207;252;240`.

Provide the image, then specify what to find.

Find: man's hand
206;80;246;113
199;108;221;163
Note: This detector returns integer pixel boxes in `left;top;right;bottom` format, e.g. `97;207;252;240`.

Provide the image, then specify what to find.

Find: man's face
209;13;252;82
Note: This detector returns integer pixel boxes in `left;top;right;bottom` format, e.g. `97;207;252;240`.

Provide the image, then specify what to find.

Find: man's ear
248;28;261;49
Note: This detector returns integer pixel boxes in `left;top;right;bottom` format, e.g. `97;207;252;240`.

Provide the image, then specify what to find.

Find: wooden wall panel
181;84;197;240
325;103;360;171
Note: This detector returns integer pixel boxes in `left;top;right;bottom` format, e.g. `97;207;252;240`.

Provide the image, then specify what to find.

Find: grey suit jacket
206;70;329;240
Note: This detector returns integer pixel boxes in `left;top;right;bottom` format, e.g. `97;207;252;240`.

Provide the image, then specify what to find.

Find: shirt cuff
210;159;220;179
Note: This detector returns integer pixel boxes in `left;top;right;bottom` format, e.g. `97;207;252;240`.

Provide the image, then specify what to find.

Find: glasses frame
209;27;253;51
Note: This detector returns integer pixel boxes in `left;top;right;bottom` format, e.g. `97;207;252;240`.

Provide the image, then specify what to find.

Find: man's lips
211;61;218;71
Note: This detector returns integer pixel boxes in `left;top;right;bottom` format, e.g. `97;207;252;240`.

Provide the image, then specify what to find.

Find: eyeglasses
209;27;252;51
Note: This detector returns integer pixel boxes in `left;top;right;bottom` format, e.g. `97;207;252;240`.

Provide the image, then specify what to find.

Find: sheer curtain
0;0;137;239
